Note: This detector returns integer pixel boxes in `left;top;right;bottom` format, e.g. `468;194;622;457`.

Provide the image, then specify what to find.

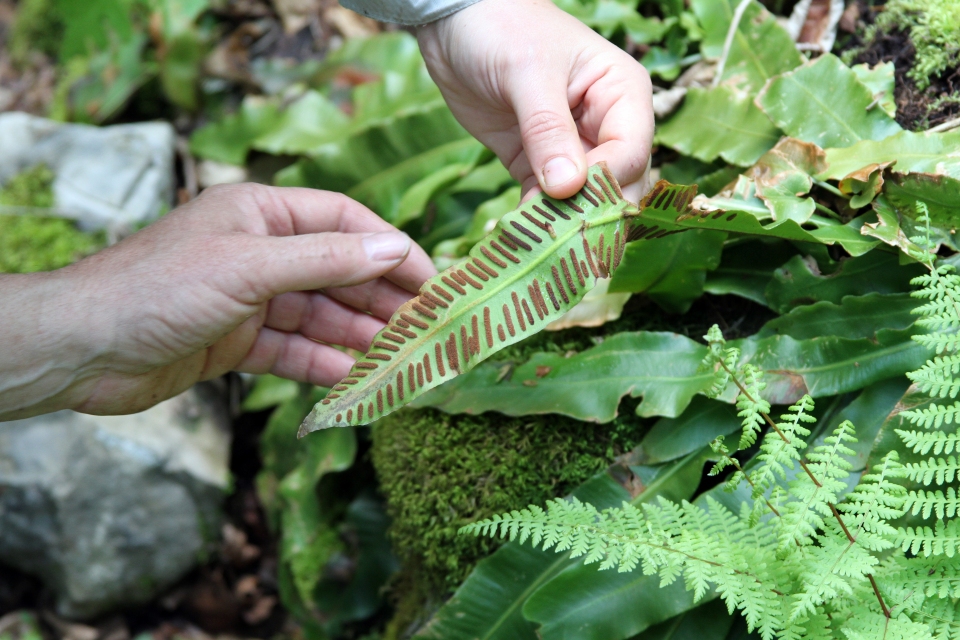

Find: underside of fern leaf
299;165;698;435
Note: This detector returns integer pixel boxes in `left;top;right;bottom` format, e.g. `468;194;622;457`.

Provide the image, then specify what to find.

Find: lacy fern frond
904;487;960;519
901;401;960;430
904;456;960;486
896;519;960;557
701;325;739;399
908;354;960;398
737;364;773;449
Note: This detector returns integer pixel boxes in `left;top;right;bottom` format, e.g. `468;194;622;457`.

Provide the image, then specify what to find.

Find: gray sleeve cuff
339;0;484;26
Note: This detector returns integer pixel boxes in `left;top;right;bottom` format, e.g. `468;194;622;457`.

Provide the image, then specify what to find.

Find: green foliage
0;165;104;273
871;0;960;91
371;407;647;609
463;236;960;638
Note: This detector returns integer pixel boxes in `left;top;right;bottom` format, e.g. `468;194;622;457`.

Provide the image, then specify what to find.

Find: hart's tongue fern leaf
462;199;960;639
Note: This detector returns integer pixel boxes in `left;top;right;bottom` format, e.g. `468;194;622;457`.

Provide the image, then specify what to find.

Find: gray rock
0;385;231;618
0;112;175;231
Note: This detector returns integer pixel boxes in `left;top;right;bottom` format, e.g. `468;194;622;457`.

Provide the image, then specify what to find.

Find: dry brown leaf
323;6;380;39
786;0;844;52
273;0;319;34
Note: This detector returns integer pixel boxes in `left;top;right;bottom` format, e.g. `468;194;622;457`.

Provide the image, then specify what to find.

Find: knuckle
522;109;573;144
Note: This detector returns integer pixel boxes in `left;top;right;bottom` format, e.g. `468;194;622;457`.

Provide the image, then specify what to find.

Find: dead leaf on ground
274;0;319;34
786;0;844;52
323;6;380;39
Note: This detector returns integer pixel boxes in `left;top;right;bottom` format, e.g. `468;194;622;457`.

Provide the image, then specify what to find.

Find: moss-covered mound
0;165;104;274
371;407;648;633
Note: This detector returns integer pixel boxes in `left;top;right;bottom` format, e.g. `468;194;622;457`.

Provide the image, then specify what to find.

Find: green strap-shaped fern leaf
299;165;698;435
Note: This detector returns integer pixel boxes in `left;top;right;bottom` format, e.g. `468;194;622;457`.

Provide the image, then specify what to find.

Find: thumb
514;81;588;200
251;231;412;297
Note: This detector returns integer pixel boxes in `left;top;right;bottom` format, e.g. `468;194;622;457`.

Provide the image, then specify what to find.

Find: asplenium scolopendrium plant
299;164;698;435
463;204;960;640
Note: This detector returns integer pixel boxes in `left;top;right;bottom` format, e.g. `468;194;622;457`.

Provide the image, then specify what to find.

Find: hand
417;0;654;202
0;184;436;419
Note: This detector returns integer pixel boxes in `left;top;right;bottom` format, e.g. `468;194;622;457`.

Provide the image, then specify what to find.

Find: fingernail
543;156;579;188
364;232;411;261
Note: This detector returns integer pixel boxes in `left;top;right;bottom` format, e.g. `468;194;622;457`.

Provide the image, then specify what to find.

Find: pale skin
0;0;654;421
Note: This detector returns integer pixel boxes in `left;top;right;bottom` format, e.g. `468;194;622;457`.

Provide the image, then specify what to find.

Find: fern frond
904;456;960;485
896;519;960;557
908;355;960;398
736;364;771;449
701;325;740;399
914;332;960;355
901;403;960;431
779;421;856;550
837;450;906;551
904;487;960;519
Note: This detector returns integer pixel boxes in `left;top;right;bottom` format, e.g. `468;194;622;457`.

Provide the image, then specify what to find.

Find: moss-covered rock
0;165;104;274
371;407;648;633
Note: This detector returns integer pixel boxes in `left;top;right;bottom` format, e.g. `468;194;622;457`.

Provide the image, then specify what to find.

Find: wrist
0;266;110;420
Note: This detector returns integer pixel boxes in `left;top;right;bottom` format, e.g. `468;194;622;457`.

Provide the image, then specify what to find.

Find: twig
712;0;753;88
928;115;960;134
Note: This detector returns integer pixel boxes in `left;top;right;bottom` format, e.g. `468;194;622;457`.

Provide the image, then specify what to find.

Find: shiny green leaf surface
756;54;902;149
820;129;960;180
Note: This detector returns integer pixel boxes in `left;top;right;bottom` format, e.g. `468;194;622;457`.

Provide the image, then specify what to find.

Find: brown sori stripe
368;401;374;417
481;246;508;268
423;354;433;383
383;331;406;344
598;258;609;278
432;284;455;302
422;290;449;308
321;399;331;405
471;314;480;354
560;258;577;295
544;200;571;220
408;363;416;392
461;325;470;364
532;279;548;316
392;325;417;339
498;233;519;250
396;318;410;328
400;313;429;330
581;260;589;280
583;237;600;277
483;307;493;347
497;324;506;341
413;302;438;320
326;393;340;399
386;384;394;407
396;372;404;401
416;362;424;387
569;248;585;286
441;276;466;295
564;198;585;213
606;246;613;271
579;187;598;207
502;229;532;251
435;343;446;377
466;262;489;281
333;384;348;391
614;231;624;269
521;299;534;325
346;408;353;422
585;181;605;203
552;265;570;303
356;362;378;370
511;220;542;243
473;258;499;279
533;204;555;221
418;296;437;310
490;240;520;264
457;269;484;290
653;188;670;210
446;333;460;371
601;165;623;199
358;404;363;421
337;413;342;422
594;174;615;202
522;211;550;232
528;284;545;320
545;282;561;310
343;379;358;385
374;341;399;352
598;233;605;258
512;291;526;331
368;353;392;361
450;271;467;286
377;389;384;413
353;372;368;378
503;304;516;337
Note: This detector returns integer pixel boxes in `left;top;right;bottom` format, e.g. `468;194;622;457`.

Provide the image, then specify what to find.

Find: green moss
371;407;649;630
852;0;960;91
0;165;105;274
9;0;64;64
